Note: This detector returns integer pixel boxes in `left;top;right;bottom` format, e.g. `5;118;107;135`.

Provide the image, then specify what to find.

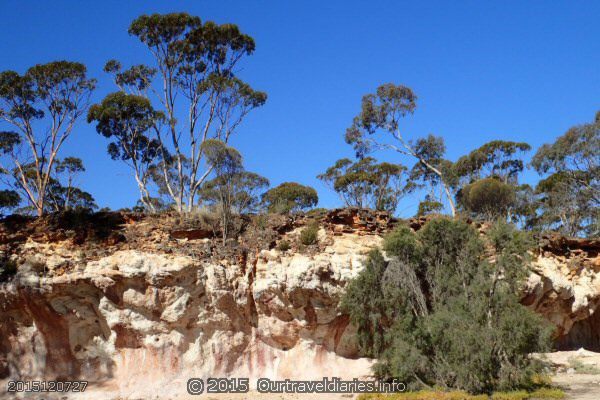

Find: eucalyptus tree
454;140;531;185
197;140;269;242
345;84;457;216
262;182;319;214
317;157;406;212
102;13;267;213
0;61;96;216
452;140;531;222
531;112;599;236
47;157;96;211
88;92;164;211
406;134;457;209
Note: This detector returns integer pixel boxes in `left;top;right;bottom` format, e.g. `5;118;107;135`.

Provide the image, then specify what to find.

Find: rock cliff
0;209;598;399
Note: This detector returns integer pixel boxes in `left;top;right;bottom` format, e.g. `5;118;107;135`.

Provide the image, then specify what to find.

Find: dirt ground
543;349;600;400
3;351;600;399
199;350;600;400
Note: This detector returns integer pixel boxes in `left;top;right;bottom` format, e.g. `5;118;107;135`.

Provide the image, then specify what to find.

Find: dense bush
262;182;318;213
458;178;516;220
341;218;553;394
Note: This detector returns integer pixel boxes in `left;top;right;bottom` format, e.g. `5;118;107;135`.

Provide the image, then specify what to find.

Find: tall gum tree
101;13;267;213
345;83;457;216
0;61;96;216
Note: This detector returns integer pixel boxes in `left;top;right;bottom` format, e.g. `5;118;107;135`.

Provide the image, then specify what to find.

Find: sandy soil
542;349;600;400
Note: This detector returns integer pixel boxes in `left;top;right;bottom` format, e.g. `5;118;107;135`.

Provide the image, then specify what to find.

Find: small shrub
568;356;600;374
299;223;319;245
306;207;328;217
277;240;291;251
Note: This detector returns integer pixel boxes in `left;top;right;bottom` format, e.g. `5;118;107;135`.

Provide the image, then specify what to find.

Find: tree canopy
262;182;318;214
530;112;599;236
317;157;406;212
99;12;267;213
345;84;457;215
0;61;96;215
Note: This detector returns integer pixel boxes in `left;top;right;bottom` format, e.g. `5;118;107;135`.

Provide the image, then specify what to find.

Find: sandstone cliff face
0;211;598;399
0;216;380;398
524;235;600;351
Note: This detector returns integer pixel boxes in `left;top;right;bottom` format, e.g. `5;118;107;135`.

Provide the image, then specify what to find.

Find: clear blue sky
1;1;598;215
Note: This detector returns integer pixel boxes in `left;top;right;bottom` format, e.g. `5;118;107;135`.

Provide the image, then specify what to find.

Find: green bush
262;182;318;214
342;218;553;394
299;223;319;245
277;239;291;251
457;178;516;220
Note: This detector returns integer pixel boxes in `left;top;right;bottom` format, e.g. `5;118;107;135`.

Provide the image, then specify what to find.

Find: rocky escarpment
0;209;598;399
524;234;600;351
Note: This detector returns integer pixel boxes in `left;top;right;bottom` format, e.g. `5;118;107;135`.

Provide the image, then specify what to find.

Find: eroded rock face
1;212;599;399
0;230;379;398
524;234;600;351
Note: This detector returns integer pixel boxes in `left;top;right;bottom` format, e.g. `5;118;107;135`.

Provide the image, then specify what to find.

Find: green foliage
457;178;516;220
342;218;552;394
88;92;163;163
276;239;291;251
299;223;319;245
408;135;457;197
454;141;531;185
340;250;392;356
46;157;97;212
344;83;417;158
200;170;269;215
0;61;96;216
0;189;20;215
318;157;406;212
103;12;267;213
529;112;599;237
343;84;457;215
88;91;163;211
358;391;488;400
198;140;244;242
262;182;318;213
416;200;444;216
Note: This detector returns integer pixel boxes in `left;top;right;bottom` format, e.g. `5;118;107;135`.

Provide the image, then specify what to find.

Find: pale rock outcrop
1;213;599;399
0;232;380;399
